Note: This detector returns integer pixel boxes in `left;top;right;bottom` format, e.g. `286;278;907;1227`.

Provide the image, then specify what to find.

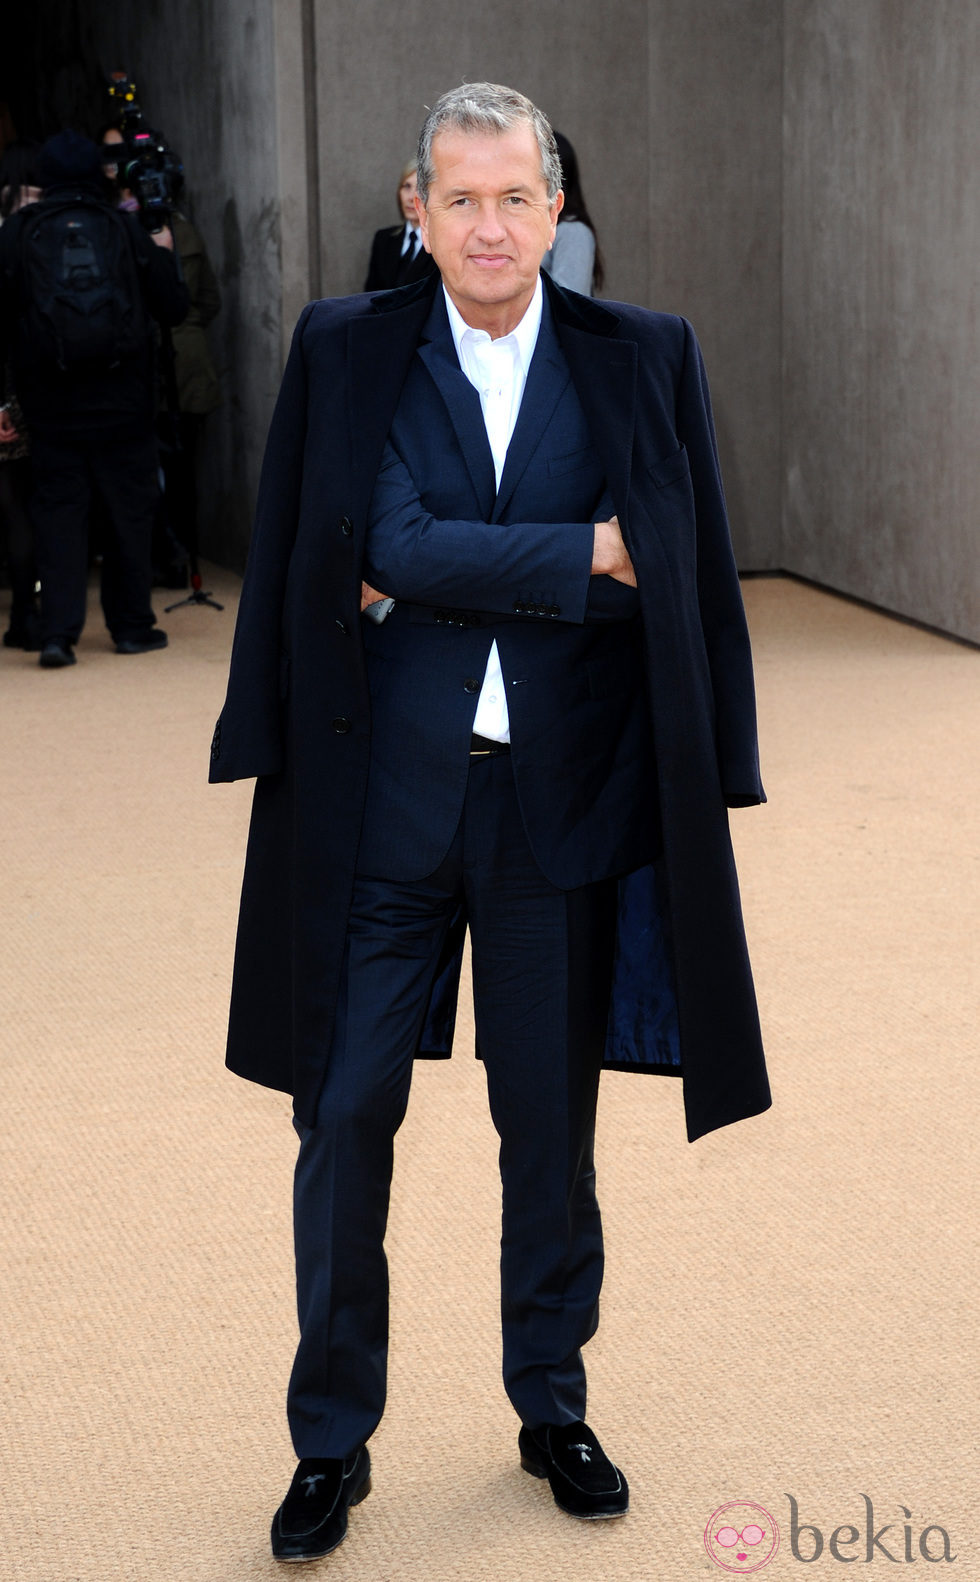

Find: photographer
101;116;222;588
0;129;188;667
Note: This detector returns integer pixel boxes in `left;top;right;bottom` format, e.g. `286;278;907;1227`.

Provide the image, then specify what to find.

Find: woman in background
542;131;605;297
363;160;437;292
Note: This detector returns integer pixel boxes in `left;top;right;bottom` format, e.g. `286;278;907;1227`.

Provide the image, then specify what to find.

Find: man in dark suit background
211;82;770;1564
363;159;439;291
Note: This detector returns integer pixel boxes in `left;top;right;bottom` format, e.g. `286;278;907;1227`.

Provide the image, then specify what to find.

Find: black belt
470;734;511;757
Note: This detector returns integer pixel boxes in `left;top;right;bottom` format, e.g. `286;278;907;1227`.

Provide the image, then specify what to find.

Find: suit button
513;600;528;615
463;677;480;694
331;716;351;733
340;516;353;537
335;618;349;635
547;604;560;618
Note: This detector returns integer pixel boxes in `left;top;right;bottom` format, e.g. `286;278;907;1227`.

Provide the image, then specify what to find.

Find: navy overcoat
210;272;771;1142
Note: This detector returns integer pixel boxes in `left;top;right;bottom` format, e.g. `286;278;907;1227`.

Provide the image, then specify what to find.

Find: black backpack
19;194;149;371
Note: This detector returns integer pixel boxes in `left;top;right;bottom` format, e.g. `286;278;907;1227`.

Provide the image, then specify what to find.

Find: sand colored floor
0;570;976;1580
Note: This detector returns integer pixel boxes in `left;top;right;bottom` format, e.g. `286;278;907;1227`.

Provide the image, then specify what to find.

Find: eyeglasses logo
704;1501;780;1572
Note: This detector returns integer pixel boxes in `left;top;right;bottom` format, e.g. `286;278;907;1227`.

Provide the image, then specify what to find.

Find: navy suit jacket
357;289;656;887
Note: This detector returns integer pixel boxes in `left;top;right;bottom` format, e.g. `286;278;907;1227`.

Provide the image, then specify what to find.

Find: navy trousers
287;752;618;1458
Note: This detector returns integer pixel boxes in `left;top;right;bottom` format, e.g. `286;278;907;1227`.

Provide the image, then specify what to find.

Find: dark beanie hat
38;129;104;189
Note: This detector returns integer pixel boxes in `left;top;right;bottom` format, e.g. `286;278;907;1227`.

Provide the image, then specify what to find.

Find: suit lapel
416;294;496;518
544;276;638;526
490;304;568;521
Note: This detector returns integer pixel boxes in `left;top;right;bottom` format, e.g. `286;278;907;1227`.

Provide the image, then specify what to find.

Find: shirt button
331;716;351;733
463;678;480;694
339;516;353;537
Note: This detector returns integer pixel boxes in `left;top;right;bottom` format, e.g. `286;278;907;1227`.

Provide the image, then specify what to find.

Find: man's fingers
360;582;388;611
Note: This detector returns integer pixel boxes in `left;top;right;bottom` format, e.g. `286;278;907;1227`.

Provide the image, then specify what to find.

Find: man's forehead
428;124;545;182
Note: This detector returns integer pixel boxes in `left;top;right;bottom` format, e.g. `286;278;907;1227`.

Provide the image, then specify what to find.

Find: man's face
418;123;562;335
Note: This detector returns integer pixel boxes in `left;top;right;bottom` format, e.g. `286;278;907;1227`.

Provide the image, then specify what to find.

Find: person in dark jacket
363;158;439;291
0;139;42;650
211;83;770;1564
0;130;188;667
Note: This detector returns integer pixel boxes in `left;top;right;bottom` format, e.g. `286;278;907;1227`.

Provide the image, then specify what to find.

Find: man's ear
415;192;431;254
548;188;565;248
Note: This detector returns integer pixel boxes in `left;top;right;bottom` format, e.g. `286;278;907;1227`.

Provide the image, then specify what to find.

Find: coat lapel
492;301;570;522
346;277;437;510
544;276;638;527
415;294;496;519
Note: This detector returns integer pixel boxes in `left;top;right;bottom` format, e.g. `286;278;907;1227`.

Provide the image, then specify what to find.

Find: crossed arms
361;440;635;614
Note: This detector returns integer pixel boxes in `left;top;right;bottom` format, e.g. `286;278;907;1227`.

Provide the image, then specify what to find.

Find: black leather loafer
519;1420;629;1519
271;1447;371;1562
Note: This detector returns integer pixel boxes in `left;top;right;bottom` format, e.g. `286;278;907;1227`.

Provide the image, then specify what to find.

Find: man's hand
150;225;175;251
0;408;20;444
591;515;636;587
360;581;389;611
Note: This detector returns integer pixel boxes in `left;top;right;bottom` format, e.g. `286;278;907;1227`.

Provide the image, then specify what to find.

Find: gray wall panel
783;0;980;641
648;0;784;569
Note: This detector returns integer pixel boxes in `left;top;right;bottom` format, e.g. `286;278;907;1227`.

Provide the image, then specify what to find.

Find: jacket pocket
648;444;690;489
548;445;595;477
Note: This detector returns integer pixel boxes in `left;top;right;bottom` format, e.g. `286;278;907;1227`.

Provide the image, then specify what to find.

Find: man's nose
474;203;506;242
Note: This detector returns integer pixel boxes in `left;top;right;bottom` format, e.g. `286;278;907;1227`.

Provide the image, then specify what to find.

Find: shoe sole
271;1470;371;1563
520;1453;629;1520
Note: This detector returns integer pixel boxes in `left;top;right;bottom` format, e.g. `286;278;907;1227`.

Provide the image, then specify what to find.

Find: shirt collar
443;275;543;371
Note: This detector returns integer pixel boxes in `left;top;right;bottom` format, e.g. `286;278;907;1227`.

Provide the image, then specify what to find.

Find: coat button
339;516;353;537
335;618;349;635
331;716;351;733
463;677;480;694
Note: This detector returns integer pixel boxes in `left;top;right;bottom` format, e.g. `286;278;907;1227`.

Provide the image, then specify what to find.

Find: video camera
102;71;184;227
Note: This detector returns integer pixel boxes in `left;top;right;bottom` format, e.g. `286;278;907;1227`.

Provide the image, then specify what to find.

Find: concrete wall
647;0;783;569
782;0;980;641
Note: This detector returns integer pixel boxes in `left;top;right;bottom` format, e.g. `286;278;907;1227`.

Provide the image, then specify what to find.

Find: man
210;83;771;1563
0;130;187;667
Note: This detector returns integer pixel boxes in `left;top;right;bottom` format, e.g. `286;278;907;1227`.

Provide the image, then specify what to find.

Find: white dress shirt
443;278;544;741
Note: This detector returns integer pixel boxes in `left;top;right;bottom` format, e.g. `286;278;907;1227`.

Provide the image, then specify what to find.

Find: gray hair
416;82;561;205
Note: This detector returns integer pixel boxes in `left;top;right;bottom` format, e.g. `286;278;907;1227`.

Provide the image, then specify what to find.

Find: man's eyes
449;196;527;209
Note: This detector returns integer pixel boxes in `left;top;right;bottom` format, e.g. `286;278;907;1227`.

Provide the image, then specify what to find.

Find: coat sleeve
209;303;314;782
676;317;766;806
